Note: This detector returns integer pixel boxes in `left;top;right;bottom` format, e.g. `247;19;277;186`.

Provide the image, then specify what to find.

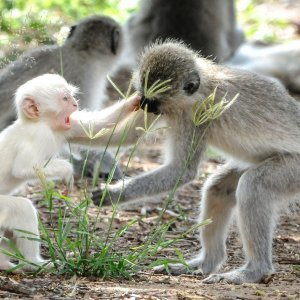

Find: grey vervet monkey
121;0;244;67
227;41;300;93
93;41;300;284
0;15;123;178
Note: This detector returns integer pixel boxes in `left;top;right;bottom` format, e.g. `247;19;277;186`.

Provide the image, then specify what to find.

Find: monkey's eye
63;96;69;101
184;82;197;94
183;70;200;95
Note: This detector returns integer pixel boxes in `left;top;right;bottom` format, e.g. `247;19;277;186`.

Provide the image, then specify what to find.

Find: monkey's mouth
65;116;70;125
140;96;161;115
56;112;75;131
64;115;72;128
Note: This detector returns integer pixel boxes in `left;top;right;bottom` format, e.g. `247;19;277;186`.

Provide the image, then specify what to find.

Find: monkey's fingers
91;187;107;206
91;184;121;206
126;93;142;112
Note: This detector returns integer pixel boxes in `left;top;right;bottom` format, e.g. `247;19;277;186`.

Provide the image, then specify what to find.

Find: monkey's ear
183;70;200;95
111;28;120;54
22;97;40;119
67;25;77;39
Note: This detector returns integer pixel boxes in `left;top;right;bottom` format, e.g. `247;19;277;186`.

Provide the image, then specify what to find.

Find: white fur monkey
92;41;300;284
0;73;140;271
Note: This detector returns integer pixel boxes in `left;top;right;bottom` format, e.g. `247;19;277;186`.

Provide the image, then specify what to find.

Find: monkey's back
209;67;300;163
0;46;62;130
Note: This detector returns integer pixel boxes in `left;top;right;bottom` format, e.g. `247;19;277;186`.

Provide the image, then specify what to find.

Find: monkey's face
136;42;200;115
67;15;123;56
55;90;79;131
16;74;79;132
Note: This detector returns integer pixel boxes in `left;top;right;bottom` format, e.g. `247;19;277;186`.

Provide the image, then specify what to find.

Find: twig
278;259;300;265
0;275;34;295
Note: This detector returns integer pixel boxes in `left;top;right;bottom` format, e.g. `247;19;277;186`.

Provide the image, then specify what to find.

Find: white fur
0;74;74;270
0;74;140;270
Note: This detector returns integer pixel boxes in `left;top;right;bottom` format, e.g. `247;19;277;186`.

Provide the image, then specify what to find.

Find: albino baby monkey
0;73;140;271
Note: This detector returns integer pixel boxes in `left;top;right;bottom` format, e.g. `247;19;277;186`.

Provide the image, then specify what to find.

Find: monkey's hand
92;183;125;206
121;93;141;114
21;260;54;273
44;159;74;190
73;150;123;180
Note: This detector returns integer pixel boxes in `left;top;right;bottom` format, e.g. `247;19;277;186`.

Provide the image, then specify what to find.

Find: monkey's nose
140;95;161;115
72;100;78;107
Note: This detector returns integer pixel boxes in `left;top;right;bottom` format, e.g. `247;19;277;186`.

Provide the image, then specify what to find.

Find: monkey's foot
21;259;53;272
0;261;16;271
73;150;123;180
153;263;191;275
202;267;273;284
0;260;52;273
154;255;222;276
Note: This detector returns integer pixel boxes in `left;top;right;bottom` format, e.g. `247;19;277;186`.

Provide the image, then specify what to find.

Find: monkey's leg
155;164;242;275
0;196;47;271
204;154;299;284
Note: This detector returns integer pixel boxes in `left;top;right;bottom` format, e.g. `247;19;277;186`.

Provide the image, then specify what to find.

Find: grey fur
227;41;300;93
122;0;244;66
93;41;300;283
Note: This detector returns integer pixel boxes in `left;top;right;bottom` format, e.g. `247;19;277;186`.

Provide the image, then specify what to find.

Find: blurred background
1;0;299;67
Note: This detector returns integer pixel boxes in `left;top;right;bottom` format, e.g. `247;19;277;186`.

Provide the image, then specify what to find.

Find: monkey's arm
93;164;197;205
11;138;73;183
69;102;157;147
12;155;73;183
71;94;140;133
93;123;205;204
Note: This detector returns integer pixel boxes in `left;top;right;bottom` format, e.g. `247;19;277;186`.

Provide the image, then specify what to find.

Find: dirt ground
0;1;300;299
0;142;299;300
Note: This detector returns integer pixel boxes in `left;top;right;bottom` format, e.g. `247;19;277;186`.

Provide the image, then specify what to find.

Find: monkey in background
0;15;122;129
121;0;244;67
121;0;300;94
0;15;123;178
228;41;300;93
0;73;140;271
93;41;300;284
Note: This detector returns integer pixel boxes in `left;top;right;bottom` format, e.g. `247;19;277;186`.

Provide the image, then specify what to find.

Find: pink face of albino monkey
54;90;78;131
16;74;79;132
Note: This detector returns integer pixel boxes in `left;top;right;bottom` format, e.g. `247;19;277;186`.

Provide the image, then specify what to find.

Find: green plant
0;1;139;69
0;73;234;278
143;68;172;98
236;0;291;42
192;86;238;127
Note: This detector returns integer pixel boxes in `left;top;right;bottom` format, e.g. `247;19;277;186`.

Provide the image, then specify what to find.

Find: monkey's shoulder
0;45;61;85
